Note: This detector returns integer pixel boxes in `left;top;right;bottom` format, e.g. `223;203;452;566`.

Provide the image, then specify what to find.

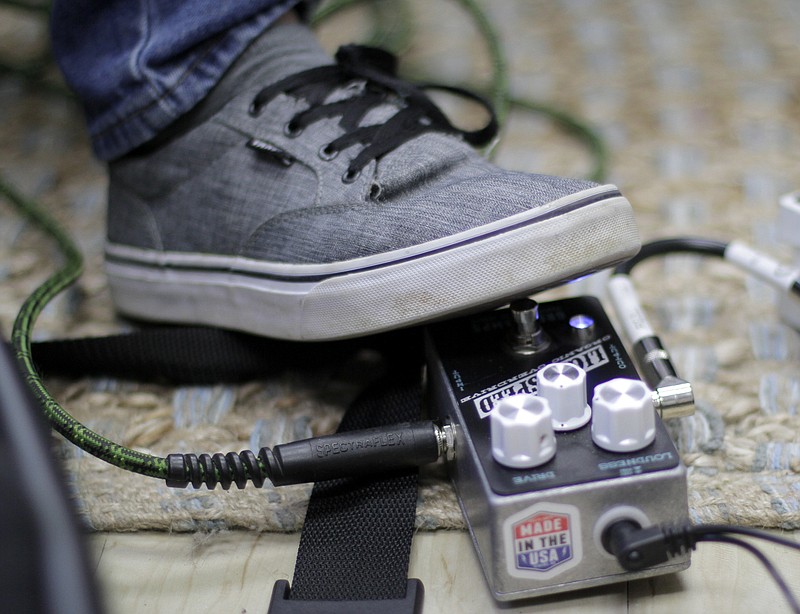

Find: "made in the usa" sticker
504;502;583;579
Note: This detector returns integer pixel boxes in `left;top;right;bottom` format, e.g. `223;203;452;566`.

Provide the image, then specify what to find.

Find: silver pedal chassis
425;296;690;601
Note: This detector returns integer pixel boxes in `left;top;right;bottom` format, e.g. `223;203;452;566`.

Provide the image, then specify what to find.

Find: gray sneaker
104;23;639;341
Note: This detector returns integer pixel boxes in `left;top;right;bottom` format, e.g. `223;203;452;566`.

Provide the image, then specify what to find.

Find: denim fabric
50;0;302;160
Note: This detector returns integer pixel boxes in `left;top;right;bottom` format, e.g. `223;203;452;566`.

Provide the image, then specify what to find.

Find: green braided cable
0;0;50;13
0;58;74;99
365;0;414;53
1;175;169;480
0;0;71;97
449;0;607;179
453;0;509;132
315;0;509;156
312;0;414;53
3;0;599;179
509;96;609;183
1;0;609;486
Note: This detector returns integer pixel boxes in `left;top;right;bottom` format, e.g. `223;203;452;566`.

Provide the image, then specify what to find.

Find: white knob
591;378;656;453
536;362;592;431
491;394;556;469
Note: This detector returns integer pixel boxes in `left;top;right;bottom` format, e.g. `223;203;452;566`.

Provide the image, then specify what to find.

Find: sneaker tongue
195;22;333;121
230;22;333;90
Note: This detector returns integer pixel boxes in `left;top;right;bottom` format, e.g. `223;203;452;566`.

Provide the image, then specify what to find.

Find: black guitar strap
32;327;425;613
269;366;424;613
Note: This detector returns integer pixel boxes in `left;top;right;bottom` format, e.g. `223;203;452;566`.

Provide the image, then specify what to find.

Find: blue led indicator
569;314;594;330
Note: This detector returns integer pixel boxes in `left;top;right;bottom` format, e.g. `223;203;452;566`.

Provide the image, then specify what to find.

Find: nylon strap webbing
288;368;421;602
32;327;425;611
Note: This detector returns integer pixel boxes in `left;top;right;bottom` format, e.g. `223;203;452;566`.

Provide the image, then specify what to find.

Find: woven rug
1;0;800;532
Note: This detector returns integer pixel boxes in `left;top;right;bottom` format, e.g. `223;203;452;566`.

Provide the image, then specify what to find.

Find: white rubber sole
104;185;640;340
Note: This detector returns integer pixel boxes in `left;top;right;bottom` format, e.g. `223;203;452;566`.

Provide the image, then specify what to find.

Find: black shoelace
248;45;498;182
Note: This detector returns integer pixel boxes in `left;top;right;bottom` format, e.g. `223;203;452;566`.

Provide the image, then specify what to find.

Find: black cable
690;524;800;553
166;420;443;489
699;534;800;614
614;237;728;275
604;520;800;613
609;238;800;608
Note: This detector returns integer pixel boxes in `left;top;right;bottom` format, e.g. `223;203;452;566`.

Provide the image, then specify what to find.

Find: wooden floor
90;529;800;613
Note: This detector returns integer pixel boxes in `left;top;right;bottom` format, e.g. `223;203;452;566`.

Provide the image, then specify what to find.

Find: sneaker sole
104;184;639;340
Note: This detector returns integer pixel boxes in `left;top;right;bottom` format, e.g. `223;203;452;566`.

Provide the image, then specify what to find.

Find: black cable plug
602;520;695;572
264;420;443;486
602;520;800;613
166;420;447;489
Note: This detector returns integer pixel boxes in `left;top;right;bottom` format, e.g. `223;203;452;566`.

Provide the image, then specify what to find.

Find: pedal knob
536;362;592;431
591;378;656;453
491;394;556;469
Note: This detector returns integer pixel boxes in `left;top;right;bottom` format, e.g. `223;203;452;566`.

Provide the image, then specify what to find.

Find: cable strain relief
166;453;195;489
661;522;699;557
258;446;280;485
165;450;270;490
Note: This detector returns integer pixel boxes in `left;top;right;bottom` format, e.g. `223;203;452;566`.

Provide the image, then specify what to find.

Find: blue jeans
50;0;304;160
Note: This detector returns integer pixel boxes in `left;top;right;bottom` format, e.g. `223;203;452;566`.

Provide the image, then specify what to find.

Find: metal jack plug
632;337;695;419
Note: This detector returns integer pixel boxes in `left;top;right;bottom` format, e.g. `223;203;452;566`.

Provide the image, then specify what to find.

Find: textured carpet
1;0;799;532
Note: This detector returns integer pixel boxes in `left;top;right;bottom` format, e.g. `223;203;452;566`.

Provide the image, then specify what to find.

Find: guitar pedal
425;296;691;601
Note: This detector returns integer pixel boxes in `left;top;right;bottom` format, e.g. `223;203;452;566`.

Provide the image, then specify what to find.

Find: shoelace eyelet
284;120;304;137
248;101;261;117
249;45;498;174
318;144;339;161
342;167;361;184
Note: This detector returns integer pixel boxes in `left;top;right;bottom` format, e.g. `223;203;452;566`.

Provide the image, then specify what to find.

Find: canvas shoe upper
105;22;640;340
